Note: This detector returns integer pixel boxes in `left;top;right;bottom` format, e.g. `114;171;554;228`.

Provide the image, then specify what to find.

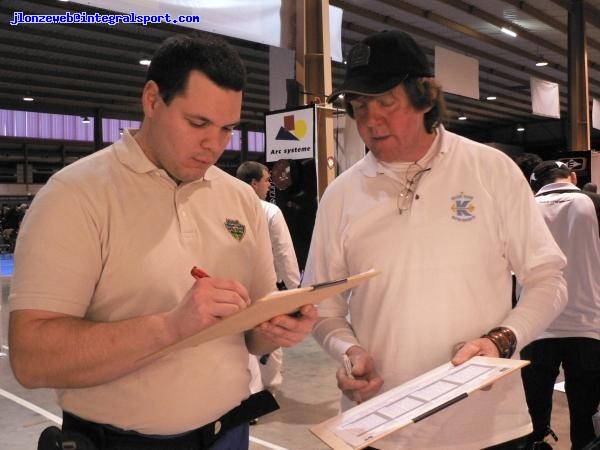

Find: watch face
272;159;292;190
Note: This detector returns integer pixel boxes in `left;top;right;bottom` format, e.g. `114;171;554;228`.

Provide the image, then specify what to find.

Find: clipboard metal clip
311;278;348;290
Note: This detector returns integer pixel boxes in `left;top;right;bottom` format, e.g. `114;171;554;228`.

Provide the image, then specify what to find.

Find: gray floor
0;275;573;450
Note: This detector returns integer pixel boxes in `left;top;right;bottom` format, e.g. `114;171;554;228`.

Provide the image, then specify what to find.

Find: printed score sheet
311;356;529;450
140;269;379;362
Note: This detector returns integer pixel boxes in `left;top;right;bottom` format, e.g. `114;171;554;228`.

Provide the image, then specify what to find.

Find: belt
60;390;279;450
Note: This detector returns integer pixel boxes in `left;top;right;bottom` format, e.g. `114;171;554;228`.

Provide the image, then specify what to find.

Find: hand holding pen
163;266;251;341
191;266;317;349
338;346;384;404
189;265;251;310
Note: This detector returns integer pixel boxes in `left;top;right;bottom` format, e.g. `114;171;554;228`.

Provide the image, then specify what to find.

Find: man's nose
363;102;385;125
201;126;229;152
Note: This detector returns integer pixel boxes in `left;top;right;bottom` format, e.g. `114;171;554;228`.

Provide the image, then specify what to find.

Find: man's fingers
195;277;251;306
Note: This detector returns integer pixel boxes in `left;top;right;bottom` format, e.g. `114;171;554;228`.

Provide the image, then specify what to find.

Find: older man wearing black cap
303;30;567;449
522;161;600;449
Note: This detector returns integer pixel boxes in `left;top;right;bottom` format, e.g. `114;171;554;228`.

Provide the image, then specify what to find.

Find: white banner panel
531;77;560;118
329;5;343;62
434;46;479;100
68;0;343;60
265;105;315;162
593;98;600;130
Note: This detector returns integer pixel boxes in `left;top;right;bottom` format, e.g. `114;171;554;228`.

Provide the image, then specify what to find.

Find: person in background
511;152;543;306
236;161;301;397
236;161;301;292
303;29;567;449
9;33;316;450
581;181;600;234
522;161;600;449
582;182;597;193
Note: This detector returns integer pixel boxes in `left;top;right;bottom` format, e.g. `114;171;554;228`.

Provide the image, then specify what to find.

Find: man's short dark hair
146;33;246;104
236;161;267;185
530;161;571;192
513;153;543;182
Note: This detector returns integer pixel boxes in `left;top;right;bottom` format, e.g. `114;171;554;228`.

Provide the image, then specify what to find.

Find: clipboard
140;269;379;362
311;356;529;450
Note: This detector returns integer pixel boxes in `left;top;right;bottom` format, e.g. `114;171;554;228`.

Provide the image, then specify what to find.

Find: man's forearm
505;266;567;352
9;310;176;389
313;316;360;363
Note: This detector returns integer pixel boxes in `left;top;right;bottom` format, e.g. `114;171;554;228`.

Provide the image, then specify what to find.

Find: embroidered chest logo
451;193;476;221
224;219;246;241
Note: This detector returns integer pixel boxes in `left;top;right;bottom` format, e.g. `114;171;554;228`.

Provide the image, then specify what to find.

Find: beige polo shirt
10;130;276;434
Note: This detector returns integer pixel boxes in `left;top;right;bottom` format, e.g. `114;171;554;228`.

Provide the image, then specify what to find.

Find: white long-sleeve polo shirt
304;126;566;449
535;182;600;340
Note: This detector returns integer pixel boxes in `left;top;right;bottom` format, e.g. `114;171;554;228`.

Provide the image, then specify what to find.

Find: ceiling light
535;60;548;67
139;58;151;66
81;117;91;124
517;125;525;132
23;95;34;102
486;96;497;101
500;27;517;38
458;112;467;121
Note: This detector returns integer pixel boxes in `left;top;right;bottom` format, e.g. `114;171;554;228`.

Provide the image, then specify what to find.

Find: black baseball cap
530;160;571;192
327;30;433;103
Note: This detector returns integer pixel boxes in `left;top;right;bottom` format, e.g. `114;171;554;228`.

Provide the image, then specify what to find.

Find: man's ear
570;171;578;185
141;80;161;118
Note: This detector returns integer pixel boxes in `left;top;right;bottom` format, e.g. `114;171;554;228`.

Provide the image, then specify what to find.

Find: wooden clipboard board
140;269;378;362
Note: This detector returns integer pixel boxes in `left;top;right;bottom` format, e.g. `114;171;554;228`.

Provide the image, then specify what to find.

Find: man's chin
170;167;209;183
368;145;392;161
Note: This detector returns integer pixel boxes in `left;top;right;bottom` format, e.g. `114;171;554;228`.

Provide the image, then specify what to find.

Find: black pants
521;338;600;449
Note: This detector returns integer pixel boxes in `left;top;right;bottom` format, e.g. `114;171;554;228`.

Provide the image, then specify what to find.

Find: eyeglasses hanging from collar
397;167;431;214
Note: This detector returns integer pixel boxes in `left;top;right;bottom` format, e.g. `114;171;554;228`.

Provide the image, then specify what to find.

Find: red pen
191;266;251;306
191;266;210;279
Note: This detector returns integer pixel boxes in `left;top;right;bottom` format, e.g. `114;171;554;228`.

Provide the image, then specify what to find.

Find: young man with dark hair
9;33;316;450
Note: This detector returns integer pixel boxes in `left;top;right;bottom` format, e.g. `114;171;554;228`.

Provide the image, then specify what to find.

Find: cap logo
347;42;370;69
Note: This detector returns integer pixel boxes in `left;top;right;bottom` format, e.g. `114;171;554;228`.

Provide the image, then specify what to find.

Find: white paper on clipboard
311;356;529;450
